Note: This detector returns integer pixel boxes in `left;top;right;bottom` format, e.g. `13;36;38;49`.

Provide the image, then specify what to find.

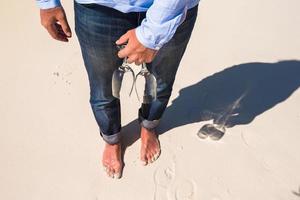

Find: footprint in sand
154;166;175;187
174;179;197;200
153;159;197;200
153;163;176;200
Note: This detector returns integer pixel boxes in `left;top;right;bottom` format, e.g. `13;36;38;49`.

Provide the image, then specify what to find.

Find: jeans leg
74;2;138;144
138;4;199;131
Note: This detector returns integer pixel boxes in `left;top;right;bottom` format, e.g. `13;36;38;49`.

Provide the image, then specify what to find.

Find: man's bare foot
102;142;123;179
140;126;161;166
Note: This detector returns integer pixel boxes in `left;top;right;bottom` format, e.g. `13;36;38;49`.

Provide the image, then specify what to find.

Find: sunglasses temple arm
128;67;136;97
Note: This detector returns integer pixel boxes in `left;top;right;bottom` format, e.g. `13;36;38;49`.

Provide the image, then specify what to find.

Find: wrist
135;26;162;51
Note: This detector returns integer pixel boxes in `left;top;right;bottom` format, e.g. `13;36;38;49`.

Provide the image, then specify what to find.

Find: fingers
145;56;153;63
116;29;157;63
45;23;68;42
134;58;144;65
134;60;142;66
57;13;72;37
127;55;148;65
55;23;70;40
45;24;68;42
117;45;132;59
116;31;130;45
127;54;139;64
45;23;70;42
116;31;132;58
123;53;152;65
116;28;157;63
40;7;72;42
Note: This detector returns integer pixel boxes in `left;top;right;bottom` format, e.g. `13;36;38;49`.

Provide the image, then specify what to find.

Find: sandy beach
1;0;300;199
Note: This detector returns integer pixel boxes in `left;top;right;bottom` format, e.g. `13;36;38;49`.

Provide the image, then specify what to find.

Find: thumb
58;16;72;37
116;31;130;45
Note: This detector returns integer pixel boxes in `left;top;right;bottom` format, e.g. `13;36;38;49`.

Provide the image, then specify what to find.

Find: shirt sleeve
36;0;61;9
135;0;188;50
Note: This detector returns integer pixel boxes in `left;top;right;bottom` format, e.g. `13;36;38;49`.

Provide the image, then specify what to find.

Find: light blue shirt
36;0;200;50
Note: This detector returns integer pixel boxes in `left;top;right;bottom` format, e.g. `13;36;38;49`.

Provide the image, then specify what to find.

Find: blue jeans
74;1;198;144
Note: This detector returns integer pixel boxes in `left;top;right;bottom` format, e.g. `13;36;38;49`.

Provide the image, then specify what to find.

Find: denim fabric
74;1;198;144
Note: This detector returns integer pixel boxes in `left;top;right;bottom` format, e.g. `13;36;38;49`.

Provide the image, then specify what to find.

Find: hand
40;6;72;42
116;29;158;65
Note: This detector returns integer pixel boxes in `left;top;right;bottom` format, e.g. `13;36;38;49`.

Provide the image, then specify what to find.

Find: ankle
141;127;158;138
105;142;121;148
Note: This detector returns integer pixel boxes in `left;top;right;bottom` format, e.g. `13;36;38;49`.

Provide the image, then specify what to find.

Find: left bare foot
102;142;123;179
140;126;161;165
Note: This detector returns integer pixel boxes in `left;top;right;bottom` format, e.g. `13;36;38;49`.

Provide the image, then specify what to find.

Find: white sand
1;0;300;199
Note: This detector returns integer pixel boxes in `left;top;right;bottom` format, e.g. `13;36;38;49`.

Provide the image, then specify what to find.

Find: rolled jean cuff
140;119;160;130
100;131;121;144
138;109;160;131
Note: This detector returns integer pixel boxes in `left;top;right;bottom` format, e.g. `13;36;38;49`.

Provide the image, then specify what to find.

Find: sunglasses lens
143;74;157;103
112;68;125;98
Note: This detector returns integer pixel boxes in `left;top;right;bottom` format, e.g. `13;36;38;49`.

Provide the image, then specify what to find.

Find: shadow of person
160;60;300;136
122;60;300;147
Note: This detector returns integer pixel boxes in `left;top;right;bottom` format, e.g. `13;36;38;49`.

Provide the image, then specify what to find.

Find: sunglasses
112;43;157;103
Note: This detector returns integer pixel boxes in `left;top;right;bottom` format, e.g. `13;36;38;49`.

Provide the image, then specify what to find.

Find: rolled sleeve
135;0;188;50
36;0;61;9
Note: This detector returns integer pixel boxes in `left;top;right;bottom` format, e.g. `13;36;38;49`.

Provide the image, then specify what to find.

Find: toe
150;156;156;163
152;152;159;162
103;165;108;172
146;154;153;164
113;165;122;179
141;160;148;166
149;152;156;163
104;166;112;177
114;172;121;179
149;151;160;163
107;167;115;178
153;152;160;161
141;154;148;165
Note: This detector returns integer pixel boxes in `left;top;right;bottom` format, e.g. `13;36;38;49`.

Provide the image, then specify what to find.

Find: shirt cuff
36;0;62;9
135;26;162;51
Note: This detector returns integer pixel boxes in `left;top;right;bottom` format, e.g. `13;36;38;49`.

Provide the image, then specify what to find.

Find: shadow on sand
121;60;300;149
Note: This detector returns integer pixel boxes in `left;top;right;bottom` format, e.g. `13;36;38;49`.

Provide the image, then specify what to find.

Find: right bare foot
140;126;161;166
102;142;123;179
